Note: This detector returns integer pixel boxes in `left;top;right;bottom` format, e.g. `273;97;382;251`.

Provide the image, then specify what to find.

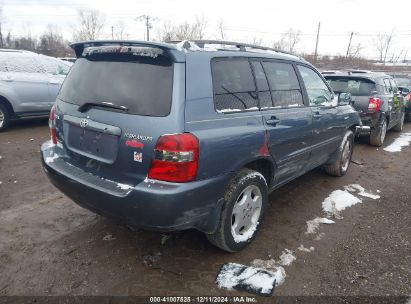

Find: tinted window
262;62;303;107
252;61;272;108
212;59;258;113
297;65;333;106
326;78;376;96
58;54;173;117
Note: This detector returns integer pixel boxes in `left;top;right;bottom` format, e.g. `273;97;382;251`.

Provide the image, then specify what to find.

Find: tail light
406;93;411;102
148;133;199;183
49;105;57;145
368;97;381;113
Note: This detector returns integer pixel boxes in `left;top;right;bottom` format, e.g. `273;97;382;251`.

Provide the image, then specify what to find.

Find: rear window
326;77;376;96
58;52;173;117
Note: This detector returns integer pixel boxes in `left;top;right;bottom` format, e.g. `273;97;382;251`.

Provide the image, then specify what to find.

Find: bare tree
374;30;395;63
0;4;4;47
156;17;208;41
113;21;128;40
347;43;363;58
216;18;226;40
37;25;72;57
248;36;263;46
273;28;301;53
73;9;106;41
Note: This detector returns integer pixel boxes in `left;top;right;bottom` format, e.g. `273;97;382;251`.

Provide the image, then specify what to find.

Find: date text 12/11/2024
149;296;257;303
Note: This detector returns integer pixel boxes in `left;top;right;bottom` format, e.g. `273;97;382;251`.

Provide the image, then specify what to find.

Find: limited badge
133;152;142;162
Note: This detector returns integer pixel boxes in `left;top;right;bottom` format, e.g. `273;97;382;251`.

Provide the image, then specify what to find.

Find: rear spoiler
70;40;186;62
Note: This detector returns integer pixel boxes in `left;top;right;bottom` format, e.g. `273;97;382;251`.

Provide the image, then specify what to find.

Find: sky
1;0;411;60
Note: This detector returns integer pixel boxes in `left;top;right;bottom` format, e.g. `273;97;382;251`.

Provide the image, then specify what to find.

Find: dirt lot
0;118;410;301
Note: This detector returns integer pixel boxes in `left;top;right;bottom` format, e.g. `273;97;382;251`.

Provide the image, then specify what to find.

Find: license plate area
67;124;119;164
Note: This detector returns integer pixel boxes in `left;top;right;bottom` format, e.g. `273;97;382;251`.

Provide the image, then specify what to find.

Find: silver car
0;49;71;131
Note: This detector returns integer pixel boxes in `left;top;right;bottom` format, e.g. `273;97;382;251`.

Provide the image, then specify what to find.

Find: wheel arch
0;95;15;117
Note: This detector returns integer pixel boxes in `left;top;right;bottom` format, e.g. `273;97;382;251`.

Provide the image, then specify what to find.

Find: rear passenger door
3;55;50;113
253;60;313;183
296;65;344;166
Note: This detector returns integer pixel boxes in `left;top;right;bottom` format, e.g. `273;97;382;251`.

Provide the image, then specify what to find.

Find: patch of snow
383;133;411;152
102;233;115;241
29;138;34;141
216;263;276;296
377;190;381;193
0;181;2;185
45;154;59;164
298;245;315;252
315;232;325;241
287;104;301;107
347;184;380;200
0;155;2;160
217;107;259;113
249;260;286;286
116;183;133;190
322;189;362;216
305;217;335;234
233;222;259;243
278;249;296;266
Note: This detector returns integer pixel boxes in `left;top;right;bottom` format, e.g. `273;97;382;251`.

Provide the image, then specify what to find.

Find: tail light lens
368;97;381;113
49;105;57;145
148;133;199;183
406;93;411;102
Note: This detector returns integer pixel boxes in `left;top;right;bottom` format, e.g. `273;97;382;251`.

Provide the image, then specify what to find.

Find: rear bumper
41;141;228;233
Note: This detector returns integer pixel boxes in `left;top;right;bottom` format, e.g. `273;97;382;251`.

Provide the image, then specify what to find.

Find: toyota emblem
80;119;89;128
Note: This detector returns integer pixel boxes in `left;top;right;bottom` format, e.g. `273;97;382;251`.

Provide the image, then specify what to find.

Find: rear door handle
266;116;281;126
313;112;322;119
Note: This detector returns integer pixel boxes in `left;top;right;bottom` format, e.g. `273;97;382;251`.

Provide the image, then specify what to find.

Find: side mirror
338;92;352;106
399;87;410;96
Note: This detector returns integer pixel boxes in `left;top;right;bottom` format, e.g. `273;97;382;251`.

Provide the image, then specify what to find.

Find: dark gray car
41;40;365;252
324;70;405;146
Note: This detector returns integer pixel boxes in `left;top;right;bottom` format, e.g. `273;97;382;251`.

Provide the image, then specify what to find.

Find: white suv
0;49;71;131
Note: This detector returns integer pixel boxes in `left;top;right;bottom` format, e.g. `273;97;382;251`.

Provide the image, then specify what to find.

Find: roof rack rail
167;40;295;56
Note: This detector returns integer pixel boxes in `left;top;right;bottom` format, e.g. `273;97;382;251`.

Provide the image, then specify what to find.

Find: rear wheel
206;168;268;252
324;130;354;177
370;118;387;147
392;112;405;132
0;103;10;132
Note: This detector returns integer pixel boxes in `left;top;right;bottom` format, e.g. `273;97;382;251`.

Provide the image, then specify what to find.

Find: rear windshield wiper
78;102;129;113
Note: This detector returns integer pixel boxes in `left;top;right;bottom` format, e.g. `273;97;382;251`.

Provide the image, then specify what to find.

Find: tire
206;168;268;252
392;112;405;132
0;102;10;132
324;130;354;177
369;118;387;147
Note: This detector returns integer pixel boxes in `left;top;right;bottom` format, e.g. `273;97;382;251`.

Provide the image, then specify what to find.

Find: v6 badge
133;152;142;162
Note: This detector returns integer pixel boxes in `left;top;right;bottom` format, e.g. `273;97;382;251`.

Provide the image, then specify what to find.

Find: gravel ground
0;118;410;302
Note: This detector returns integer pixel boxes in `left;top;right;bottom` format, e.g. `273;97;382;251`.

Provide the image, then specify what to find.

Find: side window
263;62;303;107
39;57;70;75
251;61;272;108
297;65;333;106
212;59;258;113
383;79;392;94
389;79;398;93
4;56;41;73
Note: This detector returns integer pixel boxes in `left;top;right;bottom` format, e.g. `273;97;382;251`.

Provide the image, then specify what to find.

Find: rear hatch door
326;76;377;114
54;45;185;186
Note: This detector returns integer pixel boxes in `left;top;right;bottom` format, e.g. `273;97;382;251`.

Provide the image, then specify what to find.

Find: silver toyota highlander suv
0;49;71;131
